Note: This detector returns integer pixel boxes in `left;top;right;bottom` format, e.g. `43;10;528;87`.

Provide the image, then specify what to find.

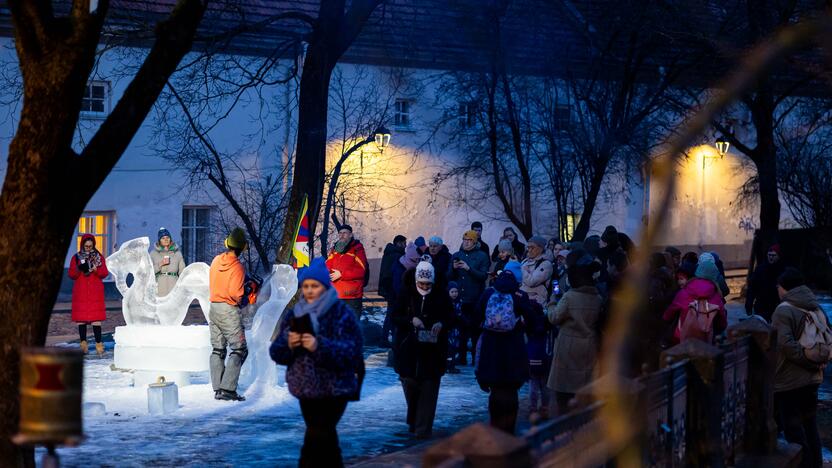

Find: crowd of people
66;222;830;468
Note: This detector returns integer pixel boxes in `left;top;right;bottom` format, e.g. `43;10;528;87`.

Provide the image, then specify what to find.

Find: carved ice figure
239;264;298;390
106;237;210;325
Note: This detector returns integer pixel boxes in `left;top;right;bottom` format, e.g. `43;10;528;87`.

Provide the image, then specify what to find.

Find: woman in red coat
69;234;109;356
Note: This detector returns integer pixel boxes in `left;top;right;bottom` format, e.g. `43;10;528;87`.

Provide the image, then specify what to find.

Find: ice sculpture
107;237;213;386
239;264;298;393
106;237;211;325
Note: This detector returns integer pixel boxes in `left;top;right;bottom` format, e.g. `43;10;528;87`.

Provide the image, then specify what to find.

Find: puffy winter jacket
520;256;553;305
270;292;364;400
327;239;369;300
662;278;727;345
68;238;109;323
772;286;825;393
378;243;404;299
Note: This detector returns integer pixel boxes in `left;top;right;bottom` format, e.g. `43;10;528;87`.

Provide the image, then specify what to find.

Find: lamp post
374;125;391;151
715;137;730;158
699;139;729;245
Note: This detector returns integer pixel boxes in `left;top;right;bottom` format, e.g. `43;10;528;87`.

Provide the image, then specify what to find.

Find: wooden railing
424;319;792;467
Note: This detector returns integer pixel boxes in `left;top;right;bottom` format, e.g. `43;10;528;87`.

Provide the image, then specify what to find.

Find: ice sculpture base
113;325;211;387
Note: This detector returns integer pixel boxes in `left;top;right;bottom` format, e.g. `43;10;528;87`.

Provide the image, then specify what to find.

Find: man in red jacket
326;225;368;318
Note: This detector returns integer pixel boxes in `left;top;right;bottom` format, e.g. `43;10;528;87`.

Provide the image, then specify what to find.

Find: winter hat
504;260;523;283
583;236;601;257
463;230;479;241
678;260;697;278
777;267;806;291
698;252;716;265
694;261;720;286
298;257;332;289
340;224;353;233
498;239;513;253
528;236;547;249
768;244;781;255
415;236;426;248
158;227;172;242
601;225;619;245
429;235;444;246
400;242;421;269
447;281;459;292
225;227;248;250
415;261;435;284
556;249;570;259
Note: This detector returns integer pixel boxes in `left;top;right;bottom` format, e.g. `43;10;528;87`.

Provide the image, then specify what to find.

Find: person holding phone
149;227;186;297
392;261;451;439
271;257;363;468
69;234;109;356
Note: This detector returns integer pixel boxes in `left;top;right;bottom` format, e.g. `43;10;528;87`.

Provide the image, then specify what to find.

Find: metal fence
642;360;688;467
719;335;751;464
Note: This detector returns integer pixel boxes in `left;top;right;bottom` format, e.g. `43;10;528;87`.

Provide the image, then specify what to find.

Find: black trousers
775;384;822;468
458;302;481;364
401;377;441;437
489;385;519;435
298;398;349;468
555;391;576;417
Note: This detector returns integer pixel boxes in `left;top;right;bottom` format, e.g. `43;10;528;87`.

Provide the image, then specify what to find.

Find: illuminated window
81;81;110;117
457;102;477;128
394;99;412;128
565;213;580;241
77;212;115;256
182;207;215;263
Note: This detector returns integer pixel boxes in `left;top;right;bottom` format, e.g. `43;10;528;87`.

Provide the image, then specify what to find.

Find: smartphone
290;314;315;336
552;280;560;296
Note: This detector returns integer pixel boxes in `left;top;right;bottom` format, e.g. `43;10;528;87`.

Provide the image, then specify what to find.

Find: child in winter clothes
446;282;464;374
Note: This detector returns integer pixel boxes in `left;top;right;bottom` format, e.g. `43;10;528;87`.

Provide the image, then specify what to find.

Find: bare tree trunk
0;1;206;463
571;157;609;242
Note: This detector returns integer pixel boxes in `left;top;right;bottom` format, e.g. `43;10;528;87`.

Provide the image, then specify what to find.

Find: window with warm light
81;81;111;117
566;213;580;241
182;207;215;263
394;99;412;128
76;212;115;256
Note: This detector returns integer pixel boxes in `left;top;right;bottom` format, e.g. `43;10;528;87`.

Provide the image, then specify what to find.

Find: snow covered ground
38;345;490;467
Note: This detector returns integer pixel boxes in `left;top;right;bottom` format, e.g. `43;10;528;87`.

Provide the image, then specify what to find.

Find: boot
80;340;89;354
95;342;104;357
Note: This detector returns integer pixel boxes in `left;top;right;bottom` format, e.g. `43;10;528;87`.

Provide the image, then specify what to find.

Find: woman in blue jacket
271;258;364;468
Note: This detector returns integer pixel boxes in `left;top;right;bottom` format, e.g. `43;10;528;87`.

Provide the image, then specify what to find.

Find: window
181;207;214;264
554;105;571;133
77;212;115;257
394;99;412;128
81;81;110;116
565;213;580;241
457;102;477;128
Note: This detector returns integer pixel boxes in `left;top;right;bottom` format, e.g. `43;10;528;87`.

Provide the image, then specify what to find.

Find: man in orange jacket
326;225;368;318
208;227;249;401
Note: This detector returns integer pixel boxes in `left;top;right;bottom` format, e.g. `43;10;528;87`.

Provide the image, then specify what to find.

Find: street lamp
374;126;391;151
715;137;730;158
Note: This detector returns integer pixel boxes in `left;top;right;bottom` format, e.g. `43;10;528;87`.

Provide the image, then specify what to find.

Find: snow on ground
38;344;490;467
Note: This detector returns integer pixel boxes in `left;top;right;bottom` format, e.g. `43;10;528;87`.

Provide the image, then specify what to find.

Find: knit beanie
601;225;619;245
694;261;720;286
298;257;332;289
698;252;716;264
225;227;248;250
340;224;353;233
400;242;421;269
429;235;444;246
498;239;513;253
557;249;570;259
158;227;172;242
504;260;523;283
528;236;547;249
463;230;479;241
415;236;426;248
447;281;459;292
768;244;781;255
415;261;435;284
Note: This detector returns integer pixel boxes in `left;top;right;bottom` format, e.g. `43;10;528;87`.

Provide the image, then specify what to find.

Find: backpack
678;299;720;343
483;290;518;332
788;302;832;365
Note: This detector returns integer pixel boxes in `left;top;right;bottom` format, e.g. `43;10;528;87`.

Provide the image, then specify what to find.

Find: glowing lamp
374;126;391;151
715;137;730;157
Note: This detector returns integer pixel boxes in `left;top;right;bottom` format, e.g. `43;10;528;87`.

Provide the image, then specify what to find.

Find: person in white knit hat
391;260;453;439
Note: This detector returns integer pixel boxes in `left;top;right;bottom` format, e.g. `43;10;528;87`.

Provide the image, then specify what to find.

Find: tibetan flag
292;195;311;268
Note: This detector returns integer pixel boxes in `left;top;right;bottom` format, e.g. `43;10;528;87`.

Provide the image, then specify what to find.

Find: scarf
293;287;340;334
77;249;102;269
334;239;352;254
155;242;179;253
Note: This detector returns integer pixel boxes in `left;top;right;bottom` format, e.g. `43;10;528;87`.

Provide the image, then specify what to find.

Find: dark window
82;81;110;115
394;99;411;127
181;207;214;263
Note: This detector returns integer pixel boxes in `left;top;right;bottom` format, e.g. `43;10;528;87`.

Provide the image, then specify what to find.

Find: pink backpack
678;299;720;343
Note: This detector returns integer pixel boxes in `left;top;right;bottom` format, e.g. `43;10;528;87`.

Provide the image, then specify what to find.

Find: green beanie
225;228;248;250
